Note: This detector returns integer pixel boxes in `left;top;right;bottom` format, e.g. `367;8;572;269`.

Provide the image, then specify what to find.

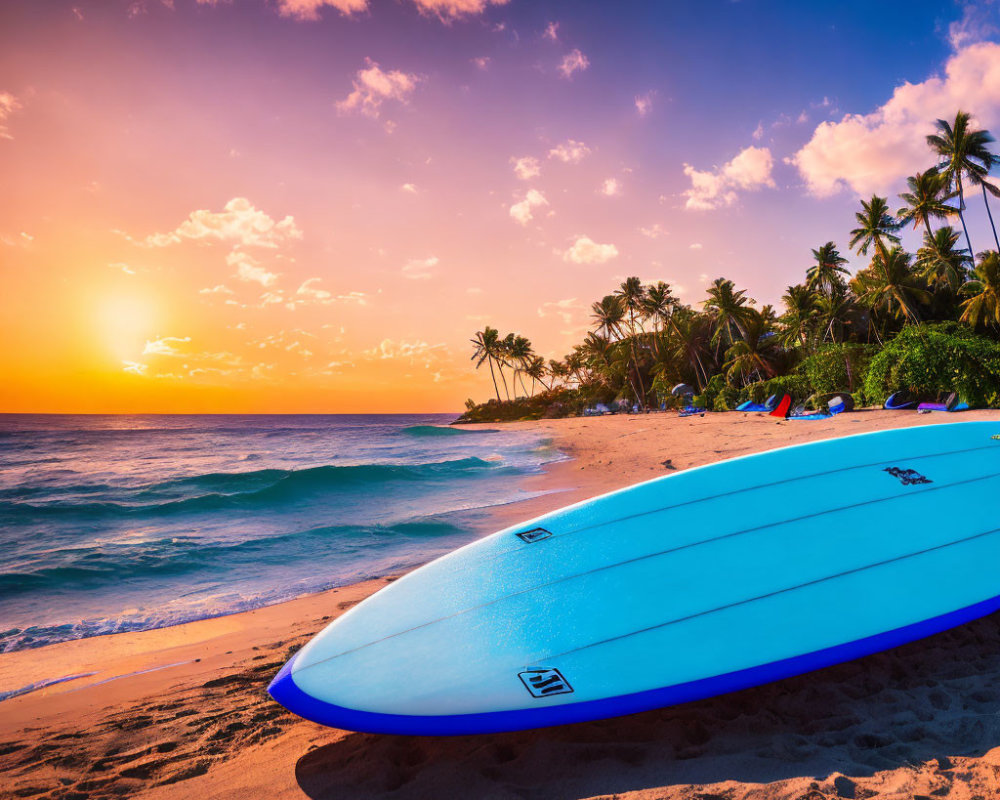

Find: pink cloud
791;42;1000;196
275;0;368;21
336;59;421;118
558;48;589;79
410;0;508;21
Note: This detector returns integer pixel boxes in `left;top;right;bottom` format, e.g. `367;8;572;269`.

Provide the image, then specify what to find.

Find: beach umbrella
671;383;694;397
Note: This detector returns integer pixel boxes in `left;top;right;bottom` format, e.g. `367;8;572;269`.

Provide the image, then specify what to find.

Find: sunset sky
4;0;1000;412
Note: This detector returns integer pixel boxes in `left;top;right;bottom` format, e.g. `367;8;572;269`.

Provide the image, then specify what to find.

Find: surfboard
269;421;1000;735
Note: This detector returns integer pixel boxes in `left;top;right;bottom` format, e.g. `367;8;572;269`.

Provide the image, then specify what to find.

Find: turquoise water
0;414;564;653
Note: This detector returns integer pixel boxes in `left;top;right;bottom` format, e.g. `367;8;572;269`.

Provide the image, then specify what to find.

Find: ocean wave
401;425;499;437
0;457;516;518
0;519;462;600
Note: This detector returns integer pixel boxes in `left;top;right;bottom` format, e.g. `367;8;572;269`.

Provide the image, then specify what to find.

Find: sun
96;291;162;361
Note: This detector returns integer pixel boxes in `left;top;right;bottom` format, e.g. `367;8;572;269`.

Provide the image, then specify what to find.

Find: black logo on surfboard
883;466;932;486
516;528;552;544
519;668;573;698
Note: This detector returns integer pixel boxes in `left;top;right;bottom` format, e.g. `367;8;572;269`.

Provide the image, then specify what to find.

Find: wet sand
5;409;1000;800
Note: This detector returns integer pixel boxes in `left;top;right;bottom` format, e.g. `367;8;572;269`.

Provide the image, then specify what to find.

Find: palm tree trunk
497;363;510;401
983;183;1000;251
487;358;501;402
958;181;974;256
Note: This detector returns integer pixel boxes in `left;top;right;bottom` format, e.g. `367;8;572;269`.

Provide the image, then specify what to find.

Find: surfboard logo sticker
516;528;552;544
883;466;932;486
519;668;573;698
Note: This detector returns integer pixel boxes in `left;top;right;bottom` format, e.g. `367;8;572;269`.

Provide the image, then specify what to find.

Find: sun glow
96;292;162;361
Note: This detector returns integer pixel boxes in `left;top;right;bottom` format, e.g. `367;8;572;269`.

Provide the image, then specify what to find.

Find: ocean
0;414;565;653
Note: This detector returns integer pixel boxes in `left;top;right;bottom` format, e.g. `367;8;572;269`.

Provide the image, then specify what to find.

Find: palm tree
641;281;674;333
724;311;779;386
849;195;900;262
665;308;714;390
703;278;753;347
614;277;648;406
815;282;859;344
508;334;534;397
852;247;930;327
915;225;971;294
927;111;999;253
896;168;957;239
806;242;850;295
960;250;1000;328
469;327;503;402
525;356;549;393
591;294;624;339
779;284;818;349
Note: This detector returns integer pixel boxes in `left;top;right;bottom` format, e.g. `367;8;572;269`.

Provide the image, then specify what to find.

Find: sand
5;409;1000;800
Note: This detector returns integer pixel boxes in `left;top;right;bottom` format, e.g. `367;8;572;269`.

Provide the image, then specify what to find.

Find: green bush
862;323;1000;407
799;343;875;394
695;373;743;411
746;374;811;404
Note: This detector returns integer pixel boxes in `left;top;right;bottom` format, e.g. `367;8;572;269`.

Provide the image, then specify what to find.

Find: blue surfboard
270;422;1000;735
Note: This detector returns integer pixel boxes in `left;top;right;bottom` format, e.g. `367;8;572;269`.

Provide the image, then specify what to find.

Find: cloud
471;56;490;70
511;155;541;180
336;59;420;118
110;262;137;275
548;139;591;163
601;178;621;197
410;0;508;21
640;223;668;238
275;0;368;21
543;21;559;41
682;145;775;210
228;250;278;287
199;284;234;295
791;42;1000;196
136;197;302;249
401;182;417;193
402;255;439;279
143;336;191;357
689;242;703;250
635;91;654;117
563;235;618;264
365;338;448;364
537;297;581;325
948;0;999;49
558;48;589;79
0;92;21;140
509;189;548;225
123;360;148;376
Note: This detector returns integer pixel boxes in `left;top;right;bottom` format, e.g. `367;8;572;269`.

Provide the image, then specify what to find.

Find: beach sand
5;409;1000;799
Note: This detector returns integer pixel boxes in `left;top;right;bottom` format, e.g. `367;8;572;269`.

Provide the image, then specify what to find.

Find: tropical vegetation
461;111;1000;422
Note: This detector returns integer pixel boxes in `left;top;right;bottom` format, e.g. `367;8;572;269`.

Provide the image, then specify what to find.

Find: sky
3;0;1000;413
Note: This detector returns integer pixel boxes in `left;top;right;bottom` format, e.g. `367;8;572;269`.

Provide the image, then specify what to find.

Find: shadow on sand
295;613;1000;799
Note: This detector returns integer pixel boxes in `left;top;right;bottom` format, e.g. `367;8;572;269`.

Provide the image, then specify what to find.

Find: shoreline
5;409;1000;799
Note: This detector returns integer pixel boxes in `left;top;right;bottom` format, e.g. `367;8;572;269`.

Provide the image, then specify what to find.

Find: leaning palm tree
852;247;930;328
915;225;971;294
806;242;850;295
896;167;958;239
927;111;999;253
469;326;504;402
641;281;675;351
703;278;754;347
960;250;1000;328
508;334;534;397
524;355;549;393
849;195;901;262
